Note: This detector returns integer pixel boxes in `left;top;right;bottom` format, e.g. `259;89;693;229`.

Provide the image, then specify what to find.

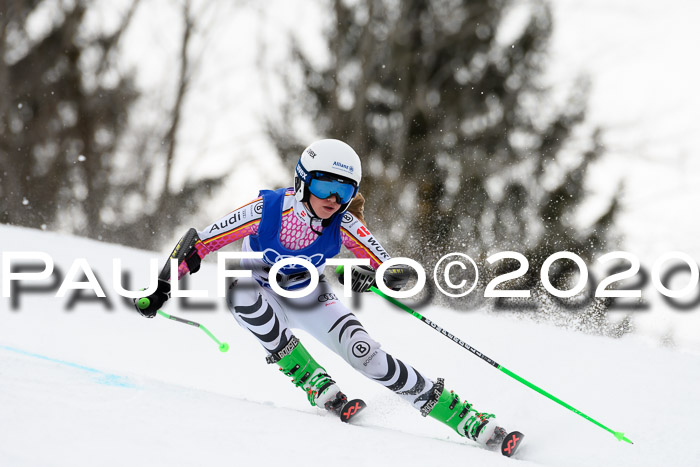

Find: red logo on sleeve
357;226;370;237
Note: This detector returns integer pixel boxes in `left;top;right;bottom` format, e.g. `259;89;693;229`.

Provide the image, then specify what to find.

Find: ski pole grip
137;297;151;310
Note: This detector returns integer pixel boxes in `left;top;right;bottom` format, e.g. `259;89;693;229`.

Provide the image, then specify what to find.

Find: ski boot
421;378;510;450
266;337;366;422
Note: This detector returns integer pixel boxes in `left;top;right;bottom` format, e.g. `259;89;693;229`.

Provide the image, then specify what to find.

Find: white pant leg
226;276;294;355
280;277;436;410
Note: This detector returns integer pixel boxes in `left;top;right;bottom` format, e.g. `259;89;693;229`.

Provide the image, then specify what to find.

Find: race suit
178;187;435;410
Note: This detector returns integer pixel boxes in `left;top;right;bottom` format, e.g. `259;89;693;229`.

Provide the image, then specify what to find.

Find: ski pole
137;244;229;352
154;310;229;352
136;296;229;352
367;284;632;444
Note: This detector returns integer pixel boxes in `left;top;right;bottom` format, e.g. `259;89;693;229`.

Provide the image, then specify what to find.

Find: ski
322;389;366;423
339;398;366;423
500;431;524;457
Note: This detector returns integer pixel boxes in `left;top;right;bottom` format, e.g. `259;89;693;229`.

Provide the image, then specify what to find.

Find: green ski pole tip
219;342;229;352
614;432;633;444
137;298;150;310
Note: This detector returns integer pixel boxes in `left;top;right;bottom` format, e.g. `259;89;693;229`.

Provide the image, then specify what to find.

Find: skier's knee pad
344;334;383;376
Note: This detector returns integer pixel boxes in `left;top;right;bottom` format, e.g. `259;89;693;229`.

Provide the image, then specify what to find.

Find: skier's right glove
134;279;171;318
383;266;411;291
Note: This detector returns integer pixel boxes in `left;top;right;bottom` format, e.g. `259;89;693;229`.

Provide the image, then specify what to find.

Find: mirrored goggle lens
308;178;356;203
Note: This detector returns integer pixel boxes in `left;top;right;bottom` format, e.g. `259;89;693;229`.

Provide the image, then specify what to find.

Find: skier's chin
318;206;339;218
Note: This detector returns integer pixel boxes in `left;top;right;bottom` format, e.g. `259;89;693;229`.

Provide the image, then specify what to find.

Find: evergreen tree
0;0;224;249
268;0;620;275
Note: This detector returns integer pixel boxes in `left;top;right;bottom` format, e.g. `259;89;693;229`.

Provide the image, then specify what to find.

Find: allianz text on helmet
294;139;362;211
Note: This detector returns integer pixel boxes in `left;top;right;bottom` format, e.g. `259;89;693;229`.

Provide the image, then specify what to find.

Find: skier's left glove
339;265;412;293
134;279;171;318
338;265;376;293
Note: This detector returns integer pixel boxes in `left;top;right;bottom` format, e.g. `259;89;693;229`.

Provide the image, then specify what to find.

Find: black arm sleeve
158;228;203;281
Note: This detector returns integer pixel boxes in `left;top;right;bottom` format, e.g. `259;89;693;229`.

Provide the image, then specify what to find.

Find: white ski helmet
294;139;362;215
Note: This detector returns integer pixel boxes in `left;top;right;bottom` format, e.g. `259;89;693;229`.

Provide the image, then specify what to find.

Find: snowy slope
0;225;698;467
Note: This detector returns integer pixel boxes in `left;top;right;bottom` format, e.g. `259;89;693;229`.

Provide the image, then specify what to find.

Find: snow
1;225;697;466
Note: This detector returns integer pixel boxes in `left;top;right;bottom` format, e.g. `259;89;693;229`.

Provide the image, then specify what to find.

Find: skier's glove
383;266;411;291
338;265;412;293
134;279;171;318
338;265;376;293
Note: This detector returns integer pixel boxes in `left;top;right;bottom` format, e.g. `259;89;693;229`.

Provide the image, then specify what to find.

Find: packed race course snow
0;225;698;466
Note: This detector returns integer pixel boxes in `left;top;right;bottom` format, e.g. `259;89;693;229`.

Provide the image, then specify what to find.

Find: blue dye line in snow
0;344;138;388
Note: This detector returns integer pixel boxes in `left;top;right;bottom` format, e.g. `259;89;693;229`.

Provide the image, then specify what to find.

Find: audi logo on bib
318;293;338;302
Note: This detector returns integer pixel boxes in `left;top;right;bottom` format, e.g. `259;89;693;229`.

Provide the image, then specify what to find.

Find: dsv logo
317;293;338;302
352;341;370;358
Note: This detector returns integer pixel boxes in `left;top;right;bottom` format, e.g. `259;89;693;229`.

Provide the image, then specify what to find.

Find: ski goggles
307;173;357;204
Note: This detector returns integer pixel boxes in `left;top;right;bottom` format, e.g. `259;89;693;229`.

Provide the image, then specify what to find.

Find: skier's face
308;193;341;219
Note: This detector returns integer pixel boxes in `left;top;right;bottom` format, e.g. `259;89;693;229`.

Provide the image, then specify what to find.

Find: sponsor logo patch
332;161;354;174
356;226;370;237
317;293;338;302
352;341;370;358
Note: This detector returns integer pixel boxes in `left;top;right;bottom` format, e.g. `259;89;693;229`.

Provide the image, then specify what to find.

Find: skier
135;139;510;450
